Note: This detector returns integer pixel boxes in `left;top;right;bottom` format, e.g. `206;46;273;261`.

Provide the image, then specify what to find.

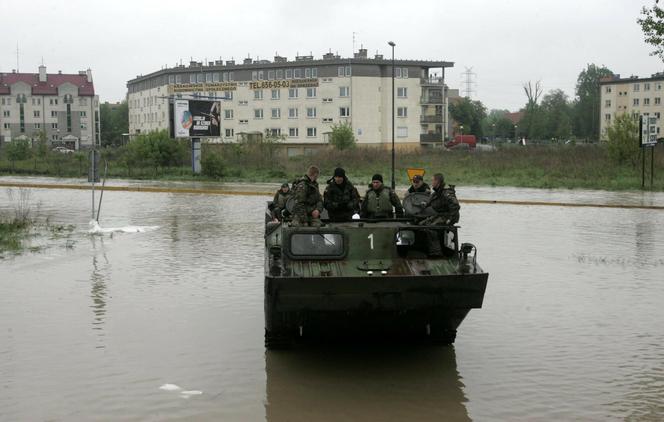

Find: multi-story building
127;49;453;154
0;66;100;149
599;73;664;140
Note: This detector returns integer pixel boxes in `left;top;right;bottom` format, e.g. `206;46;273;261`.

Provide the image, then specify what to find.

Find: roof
599;73;664;85
0;72;95;96
506;111;525;124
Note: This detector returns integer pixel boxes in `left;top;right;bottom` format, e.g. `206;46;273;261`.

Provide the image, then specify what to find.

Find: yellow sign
169;82;238;93
406;168;426;181
249;78;319;90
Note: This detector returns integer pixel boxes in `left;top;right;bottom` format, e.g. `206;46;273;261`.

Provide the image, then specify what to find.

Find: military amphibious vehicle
264;192;488;349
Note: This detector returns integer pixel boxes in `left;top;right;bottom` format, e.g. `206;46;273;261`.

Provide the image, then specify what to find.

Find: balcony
420;115;443;124
421;77;444;85
420;96;443;104
420;133;443;143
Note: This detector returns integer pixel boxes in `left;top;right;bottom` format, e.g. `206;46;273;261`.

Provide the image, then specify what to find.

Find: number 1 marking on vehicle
368;233;374;249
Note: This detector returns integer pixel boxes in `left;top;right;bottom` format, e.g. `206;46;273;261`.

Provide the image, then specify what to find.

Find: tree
329;122;356;150
481;110;514;139
127;130;186;174
100;102;129;147
449;98;487;137
638;1;664;61
520;80;543;139
574;64;614;140
539;89;574;140
606;113;640;165
5;140;32;171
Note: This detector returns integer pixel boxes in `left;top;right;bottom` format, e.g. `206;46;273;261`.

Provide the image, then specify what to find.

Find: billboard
640;115;658;147
173;100;221;138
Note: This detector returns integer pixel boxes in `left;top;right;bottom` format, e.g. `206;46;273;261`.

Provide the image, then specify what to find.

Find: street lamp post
460;124;464;141
388;41;396;190
514;124;518;143
492;123;496;142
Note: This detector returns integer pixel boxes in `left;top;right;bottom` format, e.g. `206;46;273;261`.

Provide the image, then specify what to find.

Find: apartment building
127;49;453;153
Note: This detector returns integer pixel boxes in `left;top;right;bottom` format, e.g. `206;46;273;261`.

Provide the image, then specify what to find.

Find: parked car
53;146;74;154
445;135;477;150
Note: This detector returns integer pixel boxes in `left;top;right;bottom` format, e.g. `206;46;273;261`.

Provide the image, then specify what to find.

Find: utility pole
461;67;476;98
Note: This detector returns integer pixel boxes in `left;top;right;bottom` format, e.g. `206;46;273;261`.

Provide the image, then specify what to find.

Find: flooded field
1;179;664;421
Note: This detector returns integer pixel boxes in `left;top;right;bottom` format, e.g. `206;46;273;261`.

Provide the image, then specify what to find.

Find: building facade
599;73;664;140
0;66;100;149
127;49;453;153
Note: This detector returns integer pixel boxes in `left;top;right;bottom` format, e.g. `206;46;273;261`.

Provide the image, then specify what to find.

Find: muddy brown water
1;179;664;421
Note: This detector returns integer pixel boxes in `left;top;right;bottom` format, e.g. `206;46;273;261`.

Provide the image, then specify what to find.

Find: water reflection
265;344;469;422
90;236;109;348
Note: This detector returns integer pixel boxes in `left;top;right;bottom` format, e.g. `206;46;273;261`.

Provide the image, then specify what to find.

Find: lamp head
388;41;395;47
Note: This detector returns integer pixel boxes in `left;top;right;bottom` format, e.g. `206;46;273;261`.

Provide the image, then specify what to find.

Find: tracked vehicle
264;192;488;349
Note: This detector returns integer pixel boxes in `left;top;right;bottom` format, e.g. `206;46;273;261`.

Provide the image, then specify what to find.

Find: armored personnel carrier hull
264;214;488;349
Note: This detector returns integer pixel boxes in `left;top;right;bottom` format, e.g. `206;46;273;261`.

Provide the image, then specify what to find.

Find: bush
606;113;640;165
201;151;225;179
329;122;356;150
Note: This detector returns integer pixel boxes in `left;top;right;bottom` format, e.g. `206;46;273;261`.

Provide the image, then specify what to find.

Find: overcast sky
1;0;661;111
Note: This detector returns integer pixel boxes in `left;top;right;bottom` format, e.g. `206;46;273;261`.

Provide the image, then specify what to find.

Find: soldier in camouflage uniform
419;173;460;256
271;182;291;221
360;174;404;219
324;167;360;222
407;174;431;194
291;165;323;227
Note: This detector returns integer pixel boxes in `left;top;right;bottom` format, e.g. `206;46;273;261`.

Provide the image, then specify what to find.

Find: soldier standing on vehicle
361;174;404;219
324;167;360;222
271;182;291;221
407;174;431;194
292;165;323;226
419;173;460;256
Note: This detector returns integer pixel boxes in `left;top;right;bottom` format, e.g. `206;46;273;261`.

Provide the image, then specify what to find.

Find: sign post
639;115;658;189
192;138;201;174
171;98;221;175
88;149;100;220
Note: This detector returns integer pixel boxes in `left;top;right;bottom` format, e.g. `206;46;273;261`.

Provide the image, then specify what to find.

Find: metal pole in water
91;151;96;220
96;161;108;222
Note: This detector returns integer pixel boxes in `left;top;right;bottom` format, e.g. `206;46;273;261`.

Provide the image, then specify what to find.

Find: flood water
2;178;664;421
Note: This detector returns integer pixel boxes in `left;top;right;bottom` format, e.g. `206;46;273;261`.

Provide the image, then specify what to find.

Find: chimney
39;65;47;82
226;60;235;66
243;57;253;65
323;52;335;60
86;68;92;83
354;48;368;59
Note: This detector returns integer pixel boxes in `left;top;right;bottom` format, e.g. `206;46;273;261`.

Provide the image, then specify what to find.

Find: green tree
329;122;356;150
574;64;614;140
606;113;640;165
481;110;514;139
449;98;487;137
638;1;664;61
127;130;186;175
5;140;32;170
100;102;129;147
539;89;574;140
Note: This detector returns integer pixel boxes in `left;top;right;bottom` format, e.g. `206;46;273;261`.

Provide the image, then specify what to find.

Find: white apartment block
0;65;100;149
127;49;453;153
600;73;664;140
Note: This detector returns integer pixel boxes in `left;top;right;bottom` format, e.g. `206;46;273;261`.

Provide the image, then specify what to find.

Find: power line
461;67;476;98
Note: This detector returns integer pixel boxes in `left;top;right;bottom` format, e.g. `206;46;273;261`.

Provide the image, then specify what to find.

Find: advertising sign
640;115;658;147
173;100;221;138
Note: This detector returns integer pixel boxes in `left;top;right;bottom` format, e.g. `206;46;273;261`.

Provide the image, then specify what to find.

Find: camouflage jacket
407;182;431;194
426;184;460;224
292;175;323;217
324;179;360;220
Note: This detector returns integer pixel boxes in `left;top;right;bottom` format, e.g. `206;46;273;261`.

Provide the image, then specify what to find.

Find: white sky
1;0;661;111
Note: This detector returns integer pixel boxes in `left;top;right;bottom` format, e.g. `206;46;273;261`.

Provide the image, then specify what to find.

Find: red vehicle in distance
445;134;477;150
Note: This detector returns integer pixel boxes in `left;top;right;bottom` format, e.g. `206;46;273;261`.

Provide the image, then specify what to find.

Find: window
32;110;39;118
271;108;281;118
605;86;612;93
322;117;333;123
254;90;263;100
80;111;87;117
294;68;302;78
239;119;248;124
397;126;408;137
323;98;333;103
80;123;87;129
634;83;640;92
258;70;264;80
213;73;220;82
338;66;345;77
51;123;58;129
224;109;234;119
645;83;651;91
396;68;401;78
634;98;640;106
345;66;351;77
2;123;9;129
397;87;408;98
339;86;350;97
397;107;408;117
197;74;204;83
306;127;317;137
605;113;611;121
271;89;280;100
289;88;299;98
657;83;663;90
307;87;317;98
2;110;9;117
285;69;293;79
306;107;317;118
288;107;298;118
290;233;344;256
605;100;611;107
268;70;275;80
225;128;234;137
34;123;41;129
656;97;662;105
289;127;299;137
252;71;258;81
228;72;234;81
311;68;318;78
224;91;233;100
175;74;182;84
339;107;350;117
238;100;248;105
644;98;651;106
305;68;311;78
276;69;284;79
656;112;661;119
205;73;213;83
254;109;264;119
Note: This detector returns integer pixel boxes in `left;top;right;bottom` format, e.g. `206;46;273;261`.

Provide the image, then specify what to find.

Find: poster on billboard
173;100;221;138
